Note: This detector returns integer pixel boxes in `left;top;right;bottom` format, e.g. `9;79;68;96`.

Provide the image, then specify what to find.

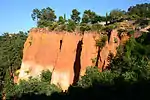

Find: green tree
77;66;118;88
31;8;41;21
0;32;27;98
40;7;57;21
128;3;150;18
71;9;81;24
81;10;97;24
109;9;126;22
31;7;57;27
66;19;76;32
58;16;65;25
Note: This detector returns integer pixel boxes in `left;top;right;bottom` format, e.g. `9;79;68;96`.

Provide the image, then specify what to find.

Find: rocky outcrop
17;28;128;91
99;30;120;70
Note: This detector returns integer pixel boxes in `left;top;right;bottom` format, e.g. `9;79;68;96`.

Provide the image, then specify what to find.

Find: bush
6;77;61;99
102;24;117;32
77;66;119;88
127;29;135;36
4;70;61;99
114;37;118;43
117;29;127;38
41;70;52;82
91;23;103;32
48;22;58;31
66;19;76;32
95;34;108;48
80;23;91;33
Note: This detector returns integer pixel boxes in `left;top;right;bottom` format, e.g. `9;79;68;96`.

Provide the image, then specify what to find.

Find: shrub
48;22;58;31
4;70;61;99
95;34;108;48
41;70;52;82
91;23;103;32
122;71;138;83
66;19;76;32
5;77;61;99
102;24;117;32
114;37;118;43
80;23;91;33
77;66;119;88
117;29;127;38
127;29;135;36
91;57;97;64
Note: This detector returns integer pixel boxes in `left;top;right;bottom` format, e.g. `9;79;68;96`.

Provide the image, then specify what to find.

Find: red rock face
99;30;120;69
17;28;129;91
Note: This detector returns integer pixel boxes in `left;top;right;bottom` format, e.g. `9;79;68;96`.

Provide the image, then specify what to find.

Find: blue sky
0;0;149;34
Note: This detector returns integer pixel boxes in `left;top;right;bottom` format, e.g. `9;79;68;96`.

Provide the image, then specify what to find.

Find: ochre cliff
17;28;128;91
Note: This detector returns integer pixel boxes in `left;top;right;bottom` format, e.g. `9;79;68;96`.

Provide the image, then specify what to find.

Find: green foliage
32;7;57;27
114;37;118;43
135;19;150;28
127;29;135;36
3;69;15;98
4;70;60;99
110;32;150;81
81;10;98;24
77;66;119;88
58;16;66;25
117;28;127;38
79;23;91;33
0;32;27;98
5;78;61;99
31;8;41;21
48;22;58;31
66;19;76;32
95;35;108;48
128;3;150;18
91;57;97;64
102;24;117;33
41;70;52;82
122;71;138;83
91;23;103;32
32;7;56;22
78;32;150;90
31;3;150;32
71;9;81;24
109;9;126;22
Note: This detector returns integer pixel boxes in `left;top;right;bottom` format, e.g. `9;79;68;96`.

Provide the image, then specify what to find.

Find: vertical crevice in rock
107;30;112;43
102;60;105;72
95;46;101;67
53;38;63;74
73;38;83;85
59;39;63;51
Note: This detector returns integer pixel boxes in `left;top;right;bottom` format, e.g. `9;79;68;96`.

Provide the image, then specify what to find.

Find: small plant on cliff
95;34;108;48
91;23;103;32
91;57;97;64
117;28;127;39
29;36;33;46
80;23;91;34
41;70;52;82
66;19;76;32
114;37;118;43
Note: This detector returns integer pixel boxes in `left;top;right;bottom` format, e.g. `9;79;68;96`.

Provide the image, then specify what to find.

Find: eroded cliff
17;28;127;91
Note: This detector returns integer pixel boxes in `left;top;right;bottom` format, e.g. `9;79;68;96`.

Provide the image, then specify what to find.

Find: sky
0;0;149;34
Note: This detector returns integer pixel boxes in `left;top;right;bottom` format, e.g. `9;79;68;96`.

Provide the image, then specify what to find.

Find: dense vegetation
0;2;150;100
31;3;150;32
0;32;27;98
